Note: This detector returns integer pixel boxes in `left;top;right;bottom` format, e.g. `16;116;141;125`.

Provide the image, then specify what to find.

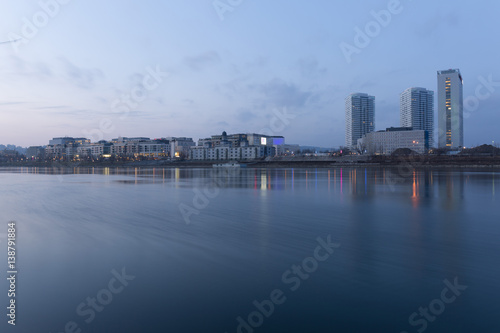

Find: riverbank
2;155;500;169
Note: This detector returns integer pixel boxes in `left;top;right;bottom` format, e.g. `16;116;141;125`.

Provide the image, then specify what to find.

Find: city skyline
0;1;499;148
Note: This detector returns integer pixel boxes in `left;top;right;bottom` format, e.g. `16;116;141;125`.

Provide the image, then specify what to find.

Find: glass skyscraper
345;93;375;149
400;87;434;147
437;69;464;149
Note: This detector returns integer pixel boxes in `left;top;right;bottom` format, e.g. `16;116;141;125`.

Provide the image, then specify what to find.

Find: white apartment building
400;87;434;147
166;137;195;158
190;146;274;161
345;93;375;149
45;145;65;159
358;127;429;155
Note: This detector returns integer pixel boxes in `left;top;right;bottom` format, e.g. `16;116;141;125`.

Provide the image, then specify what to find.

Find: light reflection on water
3;166;498;196
0;167;499;332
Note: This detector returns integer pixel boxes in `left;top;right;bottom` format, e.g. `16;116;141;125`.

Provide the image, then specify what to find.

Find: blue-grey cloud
216;121;229;127
6;56;53;80
59;58;104;89
235;109;257;122
0;101;26;106
251;78;314;108
297;57;327;78
35;105;67;109
415;11;460;37
184;51;221;71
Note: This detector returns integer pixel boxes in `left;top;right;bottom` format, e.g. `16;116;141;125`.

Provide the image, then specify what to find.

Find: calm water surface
0;167;499;333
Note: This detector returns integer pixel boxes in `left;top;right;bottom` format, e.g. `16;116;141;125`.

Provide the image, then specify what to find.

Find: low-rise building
49;137;90;146
26;146;45;160
189;145;275;161
166;137;195;158
45;145;66;159
358;127;429;155
194;132;284;159
277;144;300;155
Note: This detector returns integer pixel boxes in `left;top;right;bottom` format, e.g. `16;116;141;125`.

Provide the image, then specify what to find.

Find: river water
0;167;498;333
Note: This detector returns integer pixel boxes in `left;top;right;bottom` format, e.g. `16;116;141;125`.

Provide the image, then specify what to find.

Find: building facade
165;137;195;158
345;93;375;149
357;127;429;155
400;87;434;147
437;69;464;149
189;145;275;161
26;146;45;160
49;137;90;146
194;132;284;160
45;136;193;159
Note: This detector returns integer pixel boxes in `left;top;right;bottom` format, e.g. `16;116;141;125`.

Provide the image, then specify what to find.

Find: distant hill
0;145;26;155
461;144;500;156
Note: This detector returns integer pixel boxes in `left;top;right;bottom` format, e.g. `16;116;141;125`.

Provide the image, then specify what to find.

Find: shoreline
2;156;500;170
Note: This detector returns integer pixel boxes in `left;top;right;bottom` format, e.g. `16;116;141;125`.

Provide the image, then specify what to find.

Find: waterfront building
49;137;90;146
357;127;429;155
189;145;275;161
400;87;434;146
164;137;196;158
193;132;284;160
26;146;45;160
45;145;66;159
437;69;464;149
345;93;375;149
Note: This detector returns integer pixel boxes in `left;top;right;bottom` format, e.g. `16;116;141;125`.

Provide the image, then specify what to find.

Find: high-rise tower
437;69;463;149
400;87;434;147
345;93;375;149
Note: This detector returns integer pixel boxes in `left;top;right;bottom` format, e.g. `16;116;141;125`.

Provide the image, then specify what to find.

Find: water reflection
493;172;496;197
1;167;498;203
436;171;465;211
0;166;498;333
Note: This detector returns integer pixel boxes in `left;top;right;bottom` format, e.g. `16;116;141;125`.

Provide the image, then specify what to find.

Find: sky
0;0;499;148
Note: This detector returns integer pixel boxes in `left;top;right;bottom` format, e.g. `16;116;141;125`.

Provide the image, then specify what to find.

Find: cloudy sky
1;0;499;147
